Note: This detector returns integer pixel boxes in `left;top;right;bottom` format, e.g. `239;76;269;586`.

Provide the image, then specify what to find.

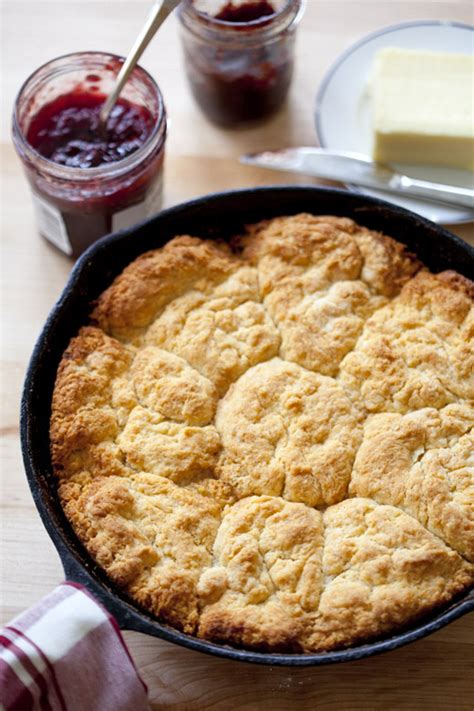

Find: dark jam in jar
12;53;167;258
215;1;275;22
27;91;155;169
191;56;293;126
178;0;303;126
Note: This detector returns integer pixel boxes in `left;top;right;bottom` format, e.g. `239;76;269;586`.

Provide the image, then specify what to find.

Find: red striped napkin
0;582;150;711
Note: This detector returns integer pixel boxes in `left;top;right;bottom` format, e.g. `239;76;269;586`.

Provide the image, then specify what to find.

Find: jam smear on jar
27;90;154;169
215;1;275;22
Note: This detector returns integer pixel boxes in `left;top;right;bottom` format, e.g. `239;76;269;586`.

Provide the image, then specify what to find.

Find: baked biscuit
198;496;324;651
51;326;134;479
59;473;231;633
144;264;280;395
50;216;474;654
340;270;474;412
351;405;474;560
51;327;222;485
304;498;473;651
241;214;420;375
117;407;221;485
92;236;238;340
215;358;364;506
93;237;280;394
131;346;219;425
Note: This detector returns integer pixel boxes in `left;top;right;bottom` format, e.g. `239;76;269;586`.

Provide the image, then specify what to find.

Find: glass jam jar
178;0;304;126
12;52;167;258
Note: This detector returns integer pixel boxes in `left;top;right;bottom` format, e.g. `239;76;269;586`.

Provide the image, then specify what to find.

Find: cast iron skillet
21;186;474;666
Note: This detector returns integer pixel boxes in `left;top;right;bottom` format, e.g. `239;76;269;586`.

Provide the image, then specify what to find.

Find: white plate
315;21;474;224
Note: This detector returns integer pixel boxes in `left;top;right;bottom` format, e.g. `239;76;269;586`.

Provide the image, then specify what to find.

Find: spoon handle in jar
99;0;180;128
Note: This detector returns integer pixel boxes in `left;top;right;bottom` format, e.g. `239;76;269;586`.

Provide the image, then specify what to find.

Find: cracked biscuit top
51;215;474;653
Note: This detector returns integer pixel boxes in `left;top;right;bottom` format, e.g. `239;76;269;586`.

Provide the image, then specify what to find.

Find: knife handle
391;175;474;211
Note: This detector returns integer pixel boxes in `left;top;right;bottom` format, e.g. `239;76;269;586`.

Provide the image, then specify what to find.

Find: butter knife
240;148;474;211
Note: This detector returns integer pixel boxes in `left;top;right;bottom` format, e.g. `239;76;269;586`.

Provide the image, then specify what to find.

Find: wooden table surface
1;2;473;709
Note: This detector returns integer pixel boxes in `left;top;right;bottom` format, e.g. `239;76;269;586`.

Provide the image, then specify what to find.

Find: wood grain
1;1;473;709
124;618;474;711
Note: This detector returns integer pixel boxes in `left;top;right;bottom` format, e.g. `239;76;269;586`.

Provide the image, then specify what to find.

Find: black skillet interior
21;186;474;666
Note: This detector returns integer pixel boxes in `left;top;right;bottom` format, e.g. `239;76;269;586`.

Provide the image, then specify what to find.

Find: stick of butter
372;48;474;171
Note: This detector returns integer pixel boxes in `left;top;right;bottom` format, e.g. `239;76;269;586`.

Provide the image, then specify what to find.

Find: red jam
27;91;155;169
13;53;167;259
215;1;275;22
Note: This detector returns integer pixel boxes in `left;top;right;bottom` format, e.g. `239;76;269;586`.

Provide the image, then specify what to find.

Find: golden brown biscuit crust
51;217;474;653
240;214;421;375
339;270;474;412
351;405;474;560
198;495;324;652
304;498;472;652
92;236;237;340
215;358;364;506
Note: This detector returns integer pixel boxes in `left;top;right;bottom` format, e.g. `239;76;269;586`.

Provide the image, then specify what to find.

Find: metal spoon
99;0;181;130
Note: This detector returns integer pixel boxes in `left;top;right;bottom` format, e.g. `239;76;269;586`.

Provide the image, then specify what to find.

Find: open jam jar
12;52;167;258
178;0;304;126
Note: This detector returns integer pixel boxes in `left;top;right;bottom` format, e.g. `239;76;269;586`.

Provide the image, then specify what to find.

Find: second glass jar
178;0;304;126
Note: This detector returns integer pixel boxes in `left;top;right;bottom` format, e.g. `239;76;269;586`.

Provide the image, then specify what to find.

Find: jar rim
12;51;167;183
179;0;304;42
186;0;292;27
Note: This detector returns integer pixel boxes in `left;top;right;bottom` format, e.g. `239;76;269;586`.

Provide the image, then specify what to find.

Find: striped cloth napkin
0;582;150;711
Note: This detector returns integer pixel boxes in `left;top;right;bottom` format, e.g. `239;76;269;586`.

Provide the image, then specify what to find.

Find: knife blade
240;148;474;211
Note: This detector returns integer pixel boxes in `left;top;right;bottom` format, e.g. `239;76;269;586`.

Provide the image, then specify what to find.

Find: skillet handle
60;555;132;631
62;555;89;586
